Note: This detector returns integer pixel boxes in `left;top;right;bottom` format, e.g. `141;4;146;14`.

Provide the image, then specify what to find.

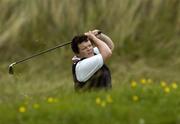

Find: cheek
79;50;86;55
90;47;93;51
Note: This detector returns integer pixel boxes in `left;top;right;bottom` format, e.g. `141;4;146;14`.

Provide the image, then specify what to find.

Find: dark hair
71;34;88;54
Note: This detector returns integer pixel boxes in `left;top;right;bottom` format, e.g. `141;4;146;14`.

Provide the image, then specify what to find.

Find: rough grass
0;74;179;124
1;57;180;124
0;0;180;123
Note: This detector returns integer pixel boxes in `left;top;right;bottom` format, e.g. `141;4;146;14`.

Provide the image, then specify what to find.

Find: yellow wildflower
171;82;178;89
33;103;40;109
100;101;106;107
106;94;113;103
95;97;101;105
131;81;137;88
132;95;139;102
164;87;170;93
18;106;26;113
161;81;167;87
47;97;54;103
140;78;146;84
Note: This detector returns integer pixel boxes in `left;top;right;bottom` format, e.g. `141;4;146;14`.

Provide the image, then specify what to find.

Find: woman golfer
71;29;114;91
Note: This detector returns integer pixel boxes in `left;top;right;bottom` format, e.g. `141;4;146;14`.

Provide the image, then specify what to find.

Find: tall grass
0;0;180;61
0;0;180;97
0;0;180;83
0;77;179;124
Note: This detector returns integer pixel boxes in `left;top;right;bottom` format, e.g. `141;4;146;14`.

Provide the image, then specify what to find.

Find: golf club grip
15;41;72;64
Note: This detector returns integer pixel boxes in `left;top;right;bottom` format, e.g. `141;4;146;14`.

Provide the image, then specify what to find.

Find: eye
81;47;86;50
88;44;92;48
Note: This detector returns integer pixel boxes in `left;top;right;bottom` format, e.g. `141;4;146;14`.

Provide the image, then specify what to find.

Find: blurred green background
1;0;180;98
0;0;180;123
1;0;180;97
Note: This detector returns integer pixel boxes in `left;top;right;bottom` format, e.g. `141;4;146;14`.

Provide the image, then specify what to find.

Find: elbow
110;44;114;51
76;70;89;82
76;67;87;82
109;41;114;51
103;50;112;61
107;50;112;58
77;75;86;82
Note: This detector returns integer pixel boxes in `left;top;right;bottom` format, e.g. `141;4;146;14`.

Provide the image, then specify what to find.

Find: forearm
85;30;112;62
97;33;114;51
91;36;112;61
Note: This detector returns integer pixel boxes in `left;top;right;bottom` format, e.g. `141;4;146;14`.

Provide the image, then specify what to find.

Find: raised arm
92;29;114;51
85;31;112;62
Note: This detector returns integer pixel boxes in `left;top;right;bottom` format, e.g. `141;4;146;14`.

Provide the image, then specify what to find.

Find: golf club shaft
11;31;102;65
14;41;71;65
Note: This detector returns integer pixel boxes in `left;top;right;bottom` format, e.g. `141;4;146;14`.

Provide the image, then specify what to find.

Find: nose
87;46;92;51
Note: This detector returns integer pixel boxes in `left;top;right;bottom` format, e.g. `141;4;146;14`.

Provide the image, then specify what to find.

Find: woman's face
77;40;94;58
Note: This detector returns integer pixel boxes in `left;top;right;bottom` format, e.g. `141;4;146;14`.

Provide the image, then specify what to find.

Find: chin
89;54;94;57
86;54;93;58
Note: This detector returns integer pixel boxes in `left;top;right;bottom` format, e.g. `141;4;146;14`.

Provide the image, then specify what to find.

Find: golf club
8;41;72;75
8;30;102;75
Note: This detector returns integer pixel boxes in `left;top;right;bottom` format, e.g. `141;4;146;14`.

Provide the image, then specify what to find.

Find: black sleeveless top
72;58;112;91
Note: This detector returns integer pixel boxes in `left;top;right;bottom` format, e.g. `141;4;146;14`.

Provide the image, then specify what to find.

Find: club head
8;63;16;75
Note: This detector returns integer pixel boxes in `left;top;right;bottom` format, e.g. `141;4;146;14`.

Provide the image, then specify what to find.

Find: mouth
88;51;93;55
86;52;93;57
